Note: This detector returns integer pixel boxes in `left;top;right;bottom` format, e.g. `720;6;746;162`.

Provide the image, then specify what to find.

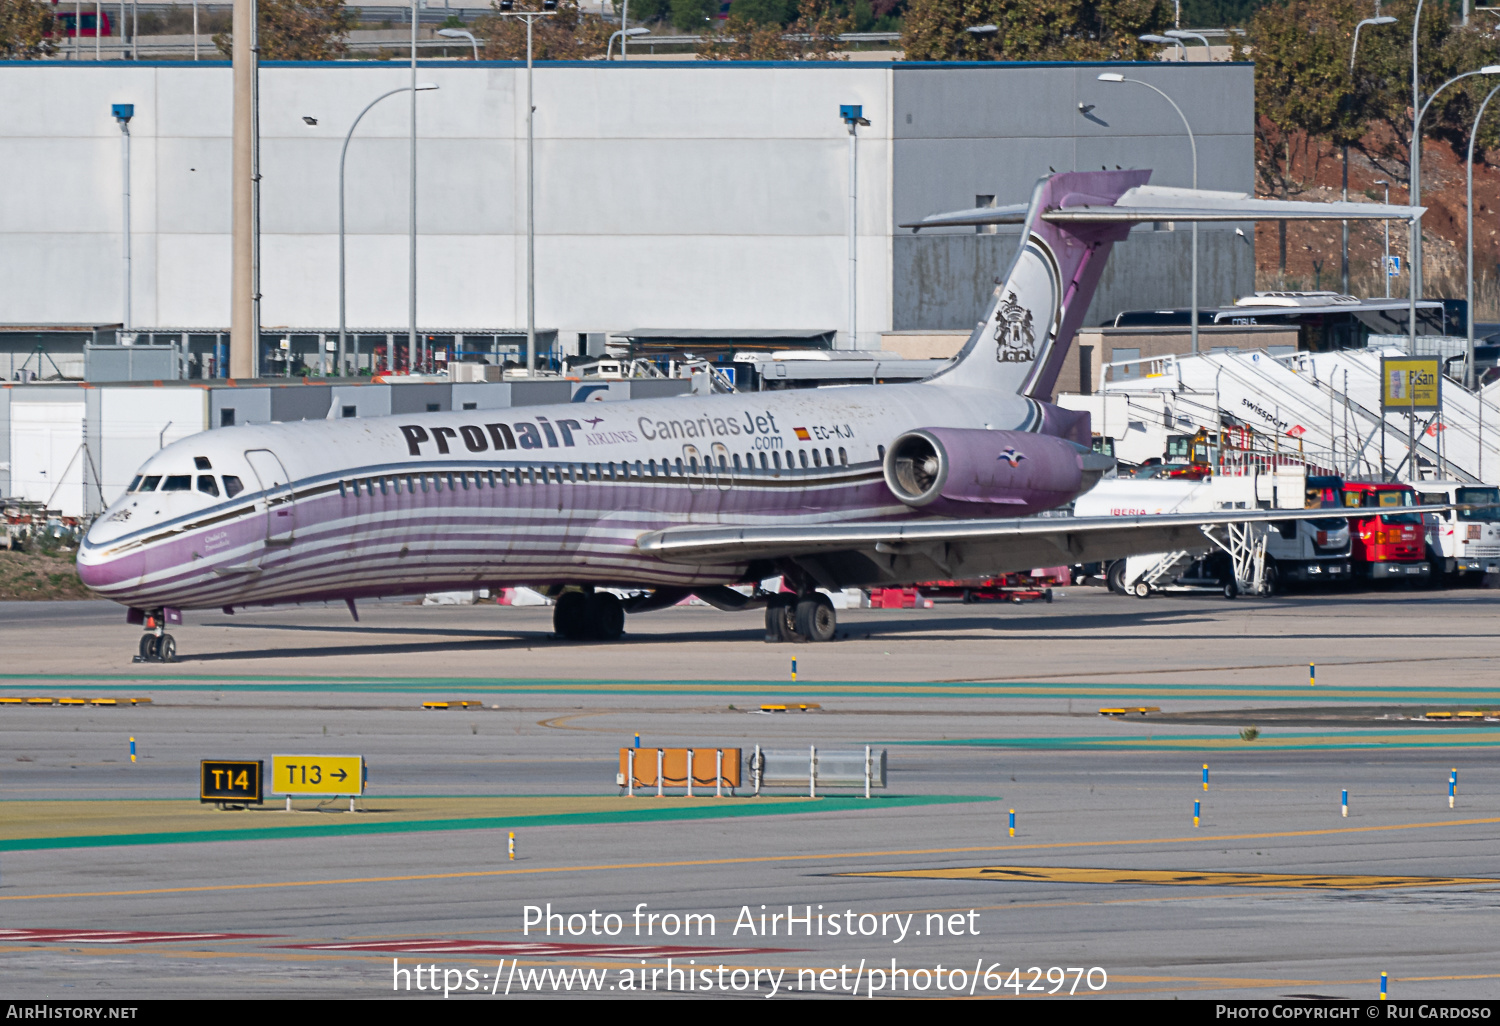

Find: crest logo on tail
994;292;1037;364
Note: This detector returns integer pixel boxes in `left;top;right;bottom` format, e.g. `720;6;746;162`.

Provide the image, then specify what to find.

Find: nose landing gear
132;610;177;663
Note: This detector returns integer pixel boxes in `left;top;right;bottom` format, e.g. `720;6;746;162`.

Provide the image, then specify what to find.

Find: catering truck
1076;466;1352;596
1414;481;1500;581
1339;481;1429;582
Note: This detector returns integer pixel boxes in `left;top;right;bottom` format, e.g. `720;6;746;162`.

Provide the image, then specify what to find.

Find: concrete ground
2;589;1499;1000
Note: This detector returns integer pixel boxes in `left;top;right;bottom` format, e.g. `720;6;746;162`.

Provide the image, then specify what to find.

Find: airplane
77;169;1424;661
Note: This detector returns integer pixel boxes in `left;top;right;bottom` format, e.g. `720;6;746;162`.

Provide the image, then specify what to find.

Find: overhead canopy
901;185;1425;231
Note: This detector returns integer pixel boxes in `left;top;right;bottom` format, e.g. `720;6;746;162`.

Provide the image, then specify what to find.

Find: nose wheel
133;611;177;663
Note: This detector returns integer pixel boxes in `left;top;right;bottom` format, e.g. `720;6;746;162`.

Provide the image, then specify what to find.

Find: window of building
462;402;477;411
220;409;235;427
426;403;440;412
342;406;357;418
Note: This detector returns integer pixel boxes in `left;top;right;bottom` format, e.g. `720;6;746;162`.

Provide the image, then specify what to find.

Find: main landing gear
764;592;836;643
553;590;625;641
133;610;177;663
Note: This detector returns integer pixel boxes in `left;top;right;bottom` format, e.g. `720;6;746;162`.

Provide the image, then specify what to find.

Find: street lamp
1097;73;1200;355
1374;179;1391;298
1466;86;1500;388
1139;33;1187;60
1164;29;1211;61
1408;65;1500;357
437;27;481;60
607;26;648;60
841;103;871;350
339;84;440;377
112;103;133;342
495;0;559;373
1345;15;1396;294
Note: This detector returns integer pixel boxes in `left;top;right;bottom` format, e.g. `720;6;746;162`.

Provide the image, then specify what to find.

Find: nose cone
76;511;141;594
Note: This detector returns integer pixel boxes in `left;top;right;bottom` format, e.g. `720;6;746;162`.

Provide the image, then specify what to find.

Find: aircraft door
710;442;732;493
245;449;297;546
682;445;704;493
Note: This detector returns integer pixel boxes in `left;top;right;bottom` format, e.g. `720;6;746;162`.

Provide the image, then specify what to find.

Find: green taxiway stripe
3;674;1500;703
894;732;1500;752
0;795;985;853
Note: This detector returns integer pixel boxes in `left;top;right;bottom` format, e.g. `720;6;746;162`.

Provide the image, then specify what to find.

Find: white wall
98;388;207;506
0;63;893;345
11;400;86;516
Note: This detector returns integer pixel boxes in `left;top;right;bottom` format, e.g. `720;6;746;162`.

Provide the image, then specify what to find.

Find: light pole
112;103;133;342
1408;66;1500;357
1345;16;1396;295
409;0;420;373
1374;179;1391;298
841;104;870;350
495;0;558;373
437;26;480;59
1466;85;1500;389
1164;29;1211;60
340;84;439;377
607;26;648;59
1098;73;1199;354
1139;33;1188;61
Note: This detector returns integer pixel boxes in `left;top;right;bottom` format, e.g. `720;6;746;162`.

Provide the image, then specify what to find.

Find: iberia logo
793;427;811;441
997;447;1027;467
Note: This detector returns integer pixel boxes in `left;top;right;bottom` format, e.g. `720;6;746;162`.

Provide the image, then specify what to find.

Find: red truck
1341;481;1429;582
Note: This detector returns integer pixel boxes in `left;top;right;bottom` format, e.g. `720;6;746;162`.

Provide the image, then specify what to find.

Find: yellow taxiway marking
842;865;1499;890
7;813;1500;904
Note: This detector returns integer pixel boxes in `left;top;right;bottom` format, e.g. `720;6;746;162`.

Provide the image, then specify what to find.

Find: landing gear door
245;449;296;546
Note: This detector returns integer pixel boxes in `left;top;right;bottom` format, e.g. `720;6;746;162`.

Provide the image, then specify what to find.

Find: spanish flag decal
793;427;811;441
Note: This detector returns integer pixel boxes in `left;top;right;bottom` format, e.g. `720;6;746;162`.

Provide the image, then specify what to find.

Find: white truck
1414;481;1500;581
1074;466;1352;596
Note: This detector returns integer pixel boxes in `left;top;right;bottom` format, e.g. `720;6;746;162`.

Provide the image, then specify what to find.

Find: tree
474;1;610;59
902;0;1171;63
697;0;852;59
213;0;353;60
0;0;56;59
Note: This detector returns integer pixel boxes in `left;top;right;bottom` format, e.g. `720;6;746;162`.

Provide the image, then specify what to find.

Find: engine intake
882;427;1110;518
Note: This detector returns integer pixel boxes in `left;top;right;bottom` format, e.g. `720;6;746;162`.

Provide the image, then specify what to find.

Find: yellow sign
840;865;1493;890
270;754;364;796
1381;356;1441;411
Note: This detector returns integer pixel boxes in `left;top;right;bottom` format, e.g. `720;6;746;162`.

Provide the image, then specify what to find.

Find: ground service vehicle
1340;482;1429;581
1415;481;1500;580
1261;475;1352;591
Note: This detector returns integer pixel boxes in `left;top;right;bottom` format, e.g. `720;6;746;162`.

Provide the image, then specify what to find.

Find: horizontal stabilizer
902;184;1423;231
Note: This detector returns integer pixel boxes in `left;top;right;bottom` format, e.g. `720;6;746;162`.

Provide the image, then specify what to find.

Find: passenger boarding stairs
1084;347;1500;483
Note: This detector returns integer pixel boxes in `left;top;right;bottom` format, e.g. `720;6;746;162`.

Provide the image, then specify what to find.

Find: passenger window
448;473;457;490
338;480;347;497
812;449;822;468
733;454;742;470
162;475;192;492
825;448;834;466
838;447;847;465
421;476;430;493
689;456;698;473
197;475;219;497
878;445;886;460
798;450;808;469
648;460;657;477
194;456;212;470
675;458;684;475
772;452;782;470
380;478;389;495
462;473;471;490
223;476;244;498
128;475;143;492
759;453;768;469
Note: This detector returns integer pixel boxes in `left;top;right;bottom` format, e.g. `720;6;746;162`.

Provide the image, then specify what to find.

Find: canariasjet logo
997;447;1028;467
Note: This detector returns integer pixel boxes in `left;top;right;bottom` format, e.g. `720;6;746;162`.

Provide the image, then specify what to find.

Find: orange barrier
618;748;742;795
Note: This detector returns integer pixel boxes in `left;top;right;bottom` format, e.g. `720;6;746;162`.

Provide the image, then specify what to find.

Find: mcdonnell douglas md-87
77;170;1420;660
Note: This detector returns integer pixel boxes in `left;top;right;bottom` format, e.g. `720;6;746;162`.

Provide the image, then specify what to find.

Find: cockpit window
222;475;245;499
194;457;213;470
128;475;142;492
139;475;162;493
162;475;192;492
197;475;220;497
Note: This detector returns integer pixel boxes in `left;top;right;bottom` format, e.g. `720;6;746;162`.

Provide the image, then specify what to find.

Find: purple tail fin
929;169;1150;402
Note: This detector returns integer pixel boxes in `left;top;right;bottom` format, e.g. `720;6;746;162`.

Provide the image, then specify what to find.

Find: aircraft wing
900;185;1423;231
637;505;1448;585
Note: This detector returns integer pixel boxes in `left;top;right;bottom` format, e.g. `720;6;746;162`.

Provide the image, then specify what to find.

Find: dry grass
0;548;92;600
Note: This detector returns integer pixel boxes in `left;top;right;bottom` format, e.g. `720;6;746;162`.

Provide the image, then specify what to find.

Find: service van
1340;482;1429;581
1414;481;1500;580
